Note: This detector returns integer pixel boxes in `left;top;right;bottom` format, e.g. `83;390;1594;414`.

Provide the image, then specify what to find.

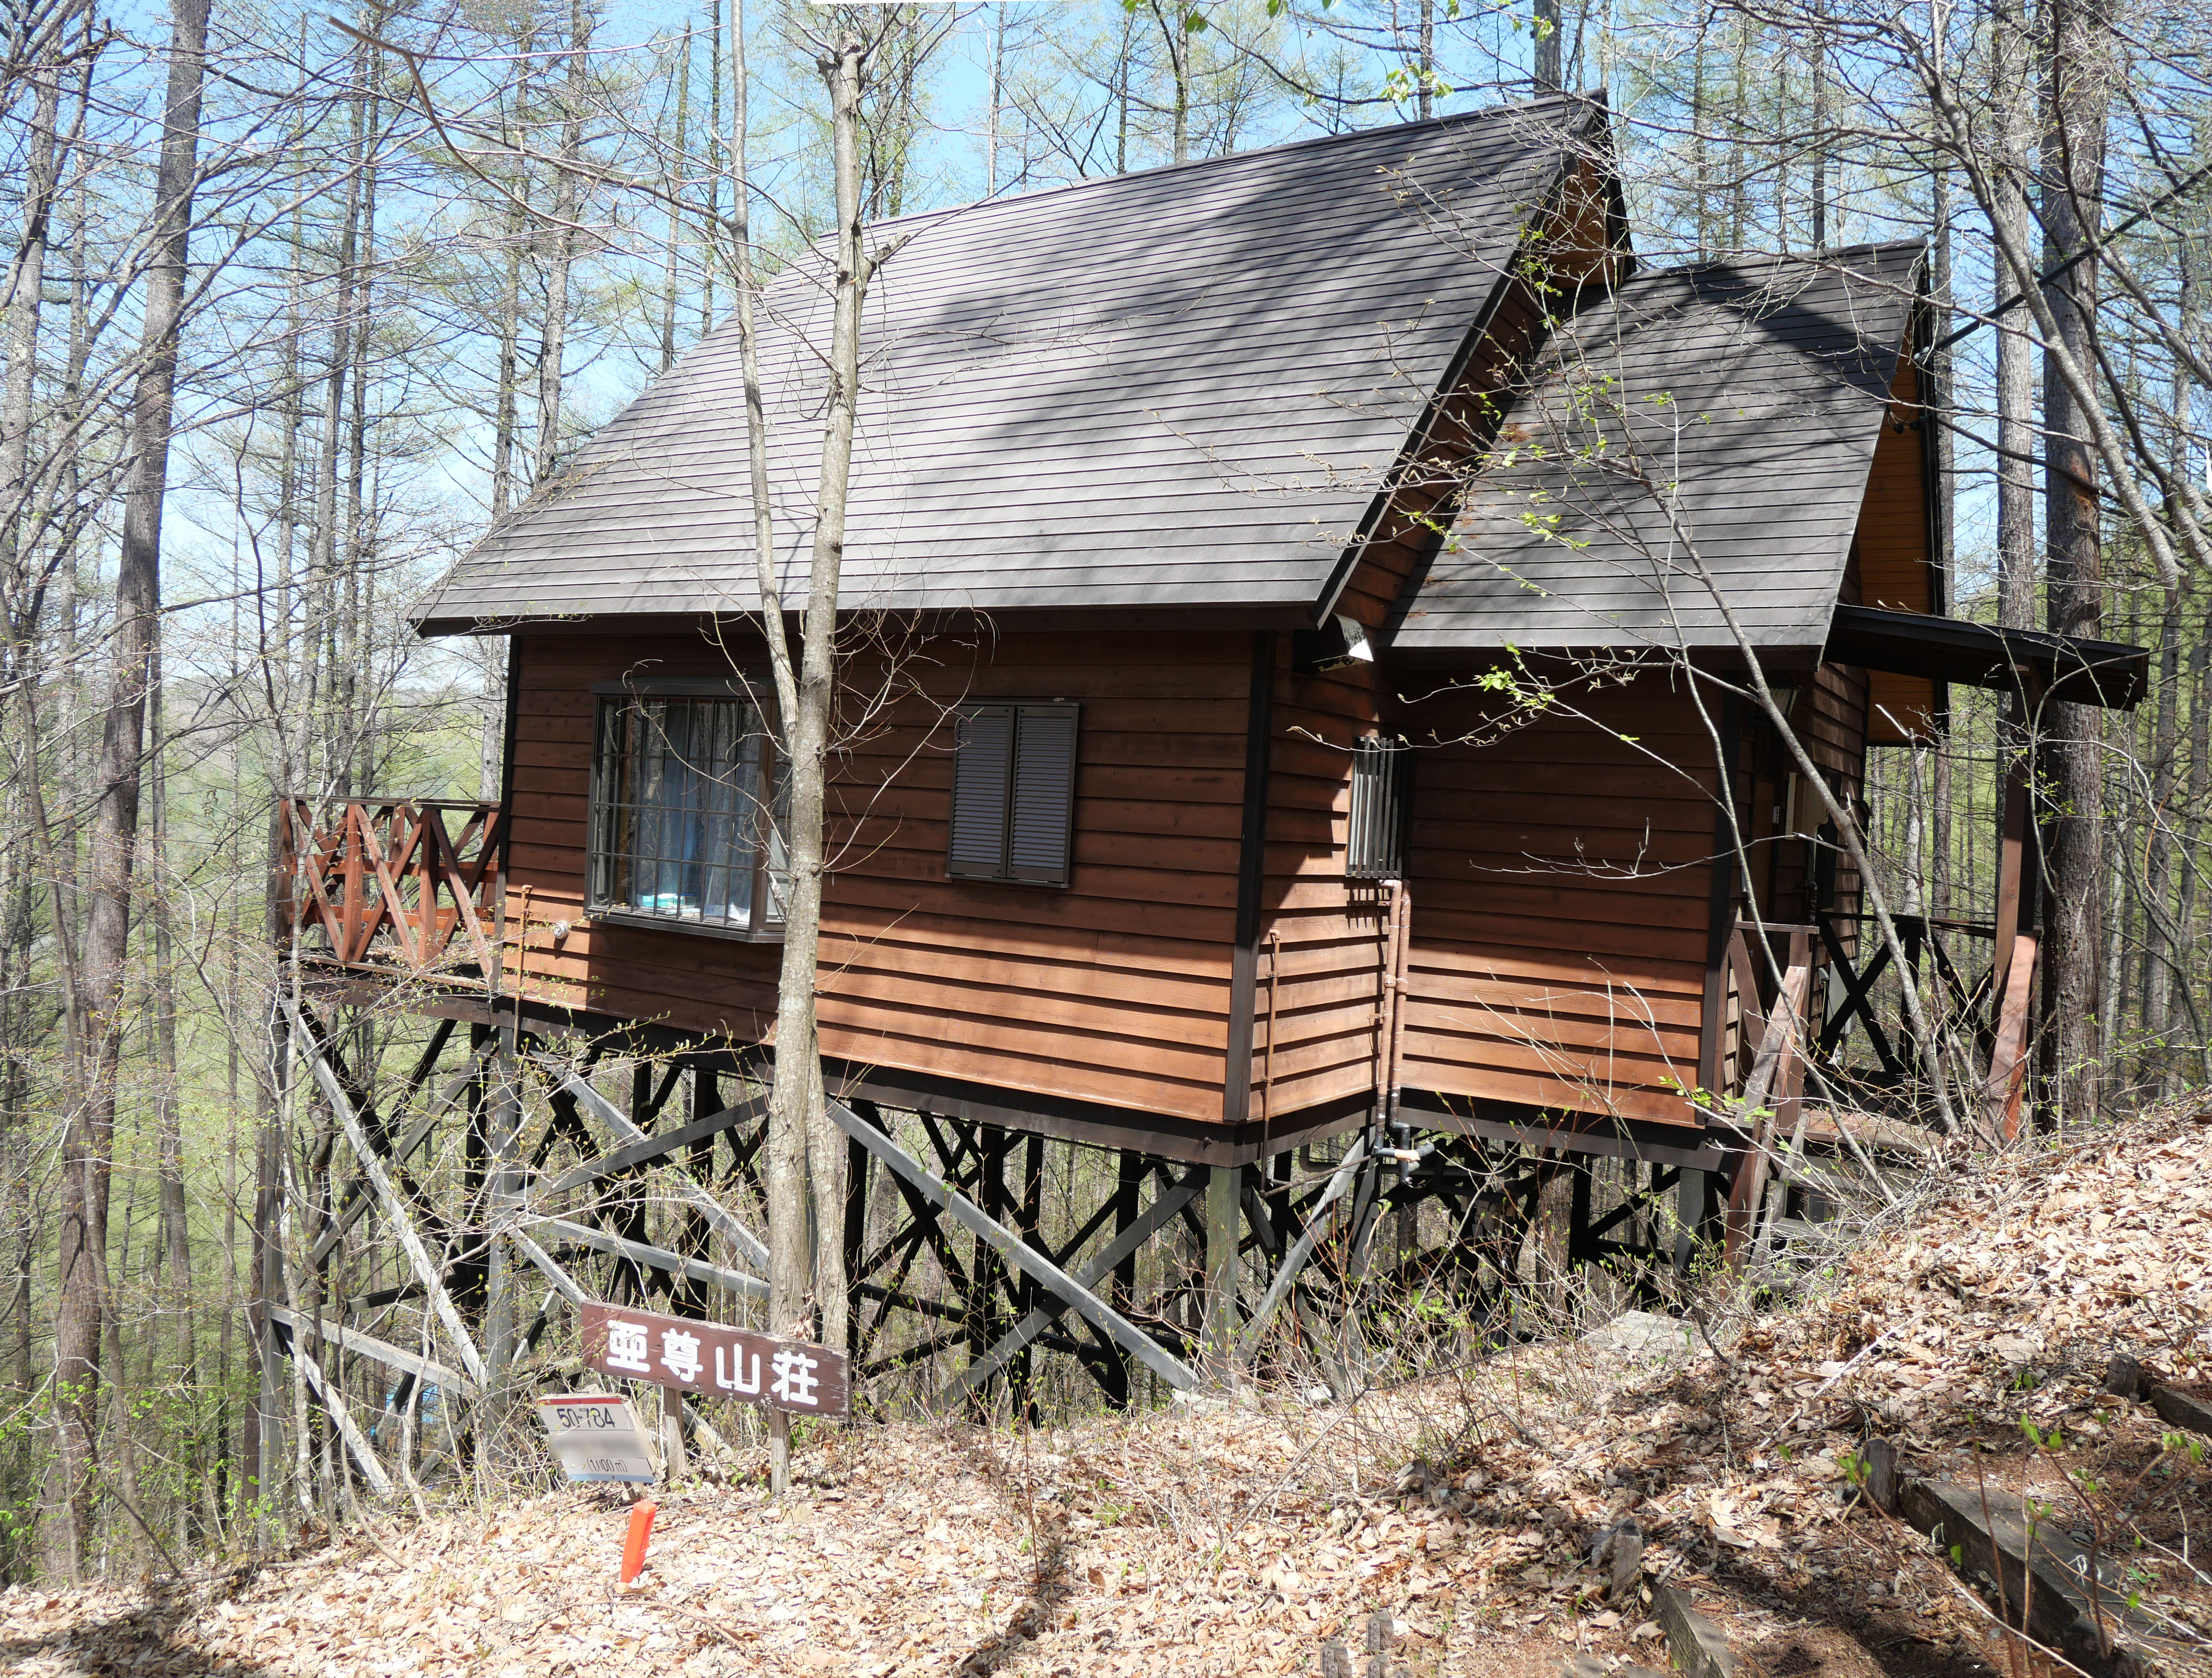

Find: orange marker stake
620;1500;658;1585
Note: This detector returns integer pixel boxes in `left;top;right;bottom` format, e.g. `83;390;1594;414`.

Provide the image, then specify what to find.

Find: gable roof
1387;241;1926;659
414;97;1609;633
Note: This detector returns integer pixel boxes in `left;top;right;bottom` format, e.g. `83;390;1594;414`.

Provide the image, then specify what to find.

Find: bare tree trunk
310;42;364;798
47;0;212;1581
704;0;721;334
1535;0;1562;92
2037;0;2109;1124
1147;2;1190;164
1418;0;1436;114
2176;593;2212;1085
662;31;688;375
1116;11;1133;174
764;26;869;1498
536;0;591;486
2139;252;2190;1095
0;20;62;567
1929;96;1954;916
341;57;382;797
150;636;192;1459
734;0;798;1498
1688;20;1709;259
2140;594;2181;1091
490;87;526;523
1728;20;1751;250
1808;19;1828;251
986;5;1004;192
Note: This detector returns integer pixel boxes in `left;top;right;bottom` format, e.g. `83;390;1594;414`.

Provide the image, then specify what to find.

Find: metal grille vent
1346;735;1409;881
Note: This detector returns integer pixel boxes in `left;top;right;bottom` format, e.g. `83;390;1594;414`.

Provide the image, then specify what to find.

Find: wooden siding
1857;345;1940;743
1249;641;1389;1125
1391;672;1722;1126
1755;657;1868;937
505;628;1251;1124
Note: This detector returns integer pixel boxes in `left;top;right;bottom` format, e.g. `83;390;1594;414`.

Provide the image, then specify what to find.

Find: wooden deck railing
1708;899;2043;1267
272;797;505;975
1717;920;1813;1271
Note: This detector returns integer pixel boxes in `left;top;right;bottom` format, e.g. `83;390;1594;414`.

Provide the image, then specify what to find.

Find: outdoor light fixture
1293;613;1376;675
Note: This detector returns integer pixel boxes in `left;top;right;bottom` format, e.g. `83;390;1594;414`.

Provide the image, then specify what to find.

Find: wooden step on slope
1878;1458;2194;1678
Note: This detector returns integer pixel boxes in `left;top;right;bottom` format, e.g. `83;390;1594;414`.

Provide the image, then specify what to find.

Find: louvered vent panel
1347;735;1408;880
947;705;1015;878
1007;704;1079;885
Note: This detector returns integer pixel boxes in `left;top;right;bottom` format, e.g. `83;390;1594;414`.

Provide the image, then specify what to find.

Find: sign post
577;1301;851;1417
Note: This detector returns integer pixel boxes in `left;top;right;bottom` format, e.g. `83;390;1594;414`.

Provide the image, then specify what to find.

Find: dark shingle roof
1388;242;1925;657
413;98;1605;632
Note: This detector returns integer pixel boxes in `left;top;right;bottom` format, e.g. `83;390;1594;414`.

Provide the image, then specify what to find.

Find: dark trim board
1221;629;1278;1125
1698;692;1745;1099
826;1062;1372;1167
418;603;1321;641
1395;1090;1727;1172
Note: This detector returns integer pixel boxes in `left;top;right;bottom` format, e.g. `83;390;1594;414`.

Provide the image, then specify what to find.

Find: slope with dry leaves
6;1105;2207;1678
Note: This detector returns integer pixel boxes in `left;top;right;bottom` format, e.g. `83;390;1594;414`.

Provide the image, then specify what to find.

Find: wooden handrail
1982;931;2037;1144
271;796;504;977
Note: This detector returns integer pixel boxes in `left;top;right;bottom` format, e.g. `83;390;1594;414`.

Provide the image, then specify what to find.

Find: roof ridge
859;92;1604;237
1628;238;1928;283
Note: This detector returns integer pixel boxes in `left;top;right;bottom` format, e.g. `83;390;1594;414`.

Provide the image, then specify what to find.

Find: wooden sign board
535;1392;657;1483
579;1301;850;1418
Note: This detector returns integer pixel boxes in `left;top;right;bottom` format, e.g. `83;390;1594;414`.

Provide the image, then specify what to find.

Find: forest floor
5;1101;2209;1678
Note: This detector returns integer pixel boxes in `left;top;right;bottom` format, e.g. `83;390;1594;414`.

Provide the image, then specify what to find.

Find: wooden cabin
399;95;2136;1238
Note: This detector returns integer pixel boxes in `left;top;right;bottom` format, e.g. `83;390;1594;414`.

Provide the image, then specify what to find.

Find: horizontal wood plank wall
1333;162;1619;632
1800;656;1868;942
1250;641;1387;1127
1857;346;1939;743
1395;672;1719;1125
505;627;1249;1123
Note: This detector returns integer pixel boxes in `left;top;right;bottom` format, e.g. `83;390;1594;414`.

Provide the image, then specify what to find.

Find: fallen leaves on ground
5;1103;2208;1677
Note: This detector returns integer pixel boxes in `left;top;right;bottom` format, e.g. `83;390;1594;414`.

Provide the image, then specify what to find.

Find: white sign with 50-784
534;1392;656;1483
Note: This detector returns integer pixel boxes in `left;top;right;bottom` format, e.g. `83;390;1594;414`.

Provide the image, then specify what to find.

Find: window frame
584;677;788;943
945;699;1080;889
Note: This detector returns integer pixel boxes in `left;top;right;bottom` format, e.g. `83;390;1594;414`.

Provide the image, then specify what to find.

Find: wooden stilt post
1203;1162;1240;1382
843;1124;869;1360
1013;1131;1044;1412
1109;1150;1141;1404
1673;1166;1713;1278
486;788;515;1381
1568;1156;1594;1266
